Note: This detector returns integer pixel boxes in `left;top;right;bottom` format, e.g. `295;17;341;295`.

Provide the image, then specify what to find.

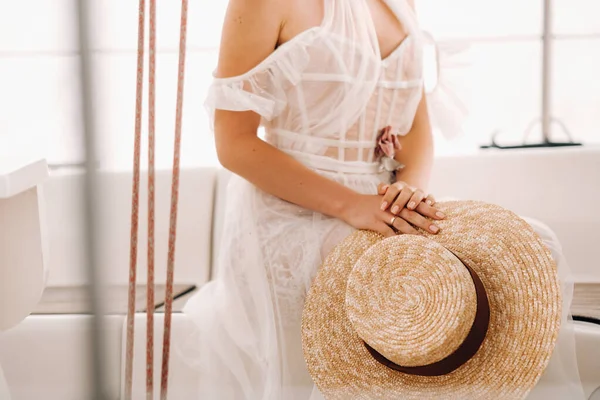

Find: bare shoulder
279;0;325;44
215;0;289;78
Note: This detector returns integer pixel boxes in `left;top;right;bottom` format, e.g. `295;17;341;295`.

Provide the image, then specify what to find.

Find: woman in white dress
180;0;585;398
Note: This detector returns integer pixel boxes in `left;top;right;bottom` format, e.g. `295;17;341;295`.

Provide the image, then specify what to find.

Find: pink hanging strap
160;1;189;398
124;0;146;398
146;0;157;398
125;1;187;398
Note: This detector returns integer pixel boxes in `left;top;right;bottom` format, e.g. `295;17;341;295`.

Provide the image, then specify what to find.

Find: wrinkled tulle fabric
181;170;389;399
204;0;423;172
520;218;586;400
179;0;584;398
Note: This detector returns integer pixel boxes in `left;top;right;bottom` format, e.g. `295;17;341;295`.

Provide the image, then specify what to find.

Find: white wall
43;167;216;288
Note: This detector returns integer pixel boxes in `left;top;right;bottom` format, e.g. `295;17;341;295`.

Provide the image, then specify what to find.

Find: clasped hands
340;181;446;238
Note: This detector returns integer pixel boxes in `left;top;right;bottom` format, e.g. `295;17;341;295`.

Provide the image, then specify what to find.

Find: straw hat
302;200;561;399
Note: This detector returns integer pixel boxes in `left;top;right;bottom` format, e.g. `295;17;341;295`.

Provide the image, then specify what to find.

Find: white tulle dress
180;0;585;399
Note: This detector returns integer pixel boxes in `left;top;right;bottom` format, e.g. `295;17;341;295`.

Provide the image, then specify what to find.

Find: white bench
0;147;599;399
0;155;49;400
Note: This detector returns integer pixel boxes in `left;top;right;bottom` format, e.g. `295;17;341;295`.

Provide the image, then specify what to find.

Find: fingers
424;194;436;206
406;189;426;211
377;183;389;196
381;213;420;236
390;185;414;215
375;220;396;238
415;202;446;220
380;182;402;211
399;208;440;234
379;181;438;219
391;216;420;235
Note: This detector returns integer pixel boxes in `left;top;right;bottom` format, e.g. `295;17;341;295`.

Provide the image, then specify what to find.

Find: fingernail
381;202;388;210
381;184;389;192
391;205;399;214
426;200;433;205
436;211;446;219
430;224;439;233
408;201;416;209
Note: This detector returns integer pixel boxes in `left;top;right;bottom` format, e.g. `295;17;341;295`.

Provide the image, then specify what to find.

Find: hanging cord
146;0;157;398
125;0;146;398
125;1;186;398
160;1;188;399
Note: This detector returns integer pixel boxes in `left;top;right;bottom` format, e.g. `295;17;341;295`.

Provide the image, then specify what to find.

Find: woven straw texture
302;201;562;400
346;235;478;367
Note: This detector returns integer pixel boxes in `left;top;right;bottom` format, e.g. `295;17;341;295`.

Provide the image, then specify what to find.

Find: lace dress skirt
179;168;584;400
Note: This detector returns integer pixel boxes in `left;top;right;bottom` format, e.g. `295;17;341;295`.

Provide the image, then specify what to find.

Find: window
0;1;226;169
1;1;598;168
417;0;600;154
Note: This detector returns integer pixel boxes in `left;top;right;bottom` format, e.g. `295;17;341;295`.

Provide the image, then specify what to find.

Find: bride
180;0;584;398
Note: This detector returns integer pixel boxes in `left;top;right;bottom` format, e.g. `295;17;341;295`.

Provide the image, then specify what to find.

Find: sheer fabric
180;0;584;398
205;0;423;173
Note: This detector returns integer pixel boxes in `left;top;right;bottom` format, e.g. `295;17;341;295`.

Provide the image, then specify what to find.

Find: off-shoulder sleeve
204;31;315;127
423;32;470;140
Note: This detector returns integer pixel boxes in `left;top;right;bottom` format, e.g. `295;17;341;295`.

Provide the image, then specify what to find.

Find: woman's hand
377;182;445;233
340;193;442;237
379;181;438;213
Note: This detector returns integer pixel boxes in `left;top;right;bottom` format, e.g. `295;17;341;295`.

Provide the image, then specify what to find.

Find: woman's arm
379;0;437;215
213;0;358;220
379;92;440;218
393;0;435;192
394;90;435;191
379;92;440;221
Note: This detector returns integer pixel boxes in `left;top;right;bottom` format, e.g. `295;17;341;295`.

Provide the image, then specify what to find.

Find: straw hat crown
346;236;478;368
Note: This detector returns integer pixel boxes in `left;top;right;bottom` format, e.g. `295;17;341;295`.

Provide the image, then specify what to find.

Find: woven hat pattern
302;201;561;400
346;235;478;368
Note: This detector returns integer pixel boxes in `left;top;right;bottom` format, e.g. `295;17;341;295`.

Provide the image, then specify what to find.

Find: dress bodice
206;0;424;175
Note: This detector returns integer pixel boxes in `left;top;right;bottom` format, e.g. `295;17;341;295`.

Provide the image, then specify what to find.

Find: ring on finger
390;216;397;226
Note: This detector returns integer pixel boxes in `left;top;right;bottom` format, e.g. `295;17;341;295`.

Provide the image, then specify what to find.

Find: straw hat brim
302;201;562;400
